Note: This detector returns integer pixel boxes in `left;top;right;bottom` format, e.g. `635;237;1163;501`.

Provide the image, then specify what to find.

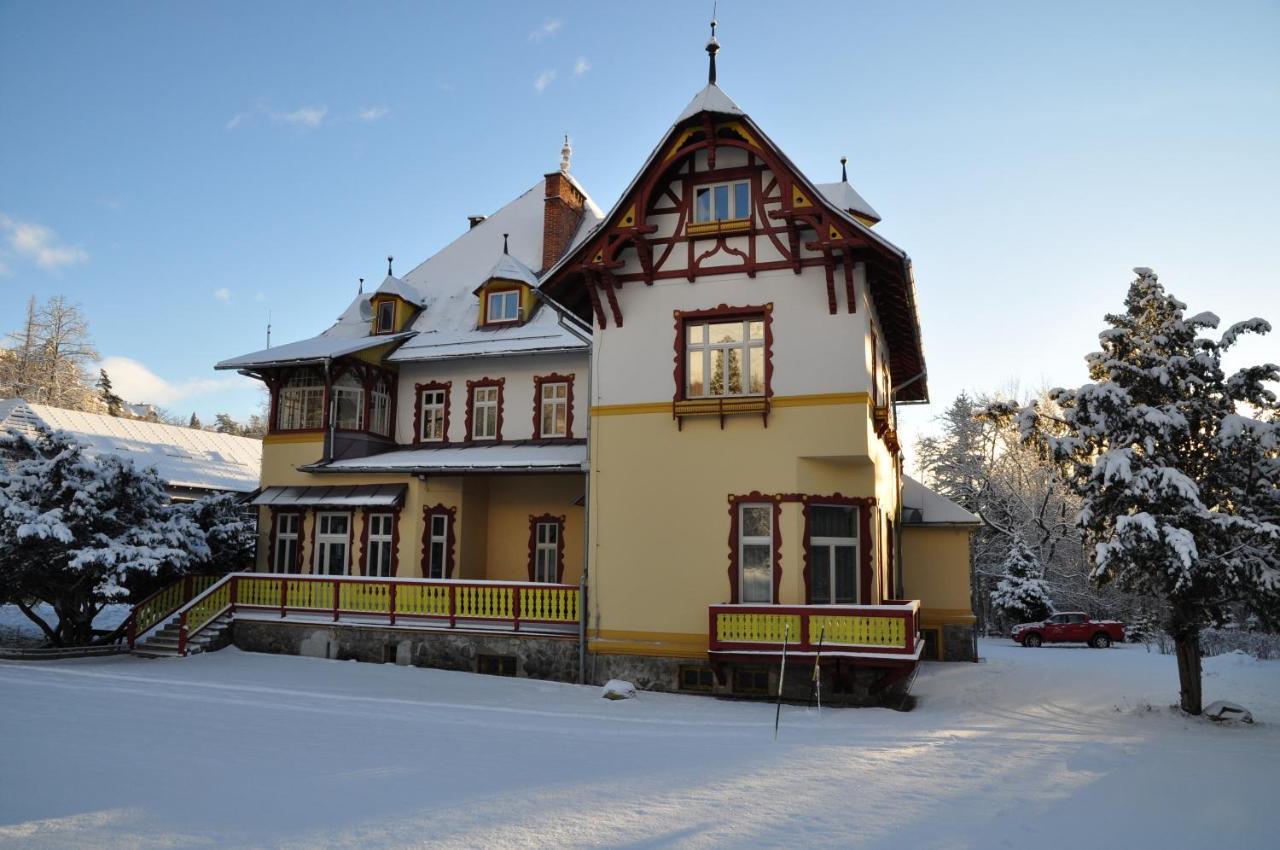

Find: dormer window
694;180;750;224
486;289;520;324
375;300;396;334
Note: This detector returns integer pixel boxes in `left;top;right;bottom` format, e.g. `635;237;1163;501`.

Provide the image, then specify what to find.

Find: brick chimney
542;136;585;272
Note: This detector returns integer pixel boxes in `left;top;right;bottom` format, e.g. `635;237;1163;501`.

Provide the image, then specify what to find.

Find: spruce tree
96;369;123;416
991;537;1054;625
987;268;1280;714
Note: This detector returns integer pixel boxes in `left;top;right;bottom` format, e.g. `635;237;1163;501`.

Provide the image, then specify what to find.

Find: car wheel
1090;633;1111;649
1025;633;1042;648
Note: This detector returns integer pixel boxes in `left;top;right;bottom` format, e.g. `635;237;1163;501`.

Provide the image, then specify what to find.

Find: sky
1;0;1277;456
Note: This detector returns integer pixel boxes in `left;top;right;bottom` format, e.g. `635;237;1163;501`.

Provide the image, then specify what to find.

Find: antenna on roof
502;233;509;254
266;309;272;349
387;256;394;276
706;4;719;85
358;277;364;294
840;156;848;182
560;133;572;173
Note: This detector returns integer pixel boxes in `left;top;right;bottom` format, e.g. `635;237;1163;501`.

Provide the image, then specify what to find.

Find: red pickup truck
1012;612;1125;648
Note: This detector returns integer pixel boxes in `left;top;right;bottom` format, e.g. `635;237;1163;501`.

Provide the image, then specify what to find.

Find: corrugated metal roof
0;399;261;493
902;475;980;526
251;483;406;507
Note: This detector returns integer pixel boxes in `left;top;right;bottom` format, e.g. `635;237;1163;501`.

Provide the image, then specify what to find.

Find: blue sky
2;0;1277;451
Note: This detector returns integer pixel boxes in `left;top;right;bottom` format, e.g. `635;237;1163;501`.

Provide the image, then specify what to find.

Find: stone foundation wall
232;620;580;682
942;624;977;662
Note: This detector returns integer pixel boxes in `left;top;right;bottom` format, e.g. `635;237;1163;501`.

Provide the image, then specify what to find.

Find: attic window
375;300;396;334
694;180;749;224
486;290;520;324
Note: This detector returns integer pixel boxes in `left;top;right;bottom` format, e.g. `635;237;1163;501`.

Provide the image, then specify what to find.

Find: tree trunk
1173;628;1203;715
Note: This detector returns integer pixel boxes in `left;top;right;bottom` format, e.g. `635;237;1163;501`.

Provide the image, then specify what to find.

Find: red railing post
279;577;287;619
177;612;188;656
388;581;397;627
708;606;718;652
512;586;521;632
448;585;456;629
333;580;340;622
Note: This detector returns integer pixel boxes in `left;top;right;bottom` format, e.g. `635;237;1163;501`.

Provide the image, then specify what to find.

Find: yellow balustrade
287;580;334;610
186;582;232;634
716;612;803;644
520;587;579;623
339;581;391;614
809;614;906;648
456;584;513;619
134;583;183;634
238;578;283;608
394;583;450;617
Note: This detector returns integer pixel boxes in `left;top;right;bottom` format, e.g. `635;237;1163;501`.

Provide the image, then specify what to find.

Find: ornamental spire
840;156;848;182
560;134;572;173
705;12;719;85
387;256;394;277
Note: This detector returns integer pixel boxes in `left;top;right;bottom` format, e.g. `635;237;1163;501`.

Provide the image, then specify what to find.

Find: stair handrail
125;574;220;648
172;573;240;655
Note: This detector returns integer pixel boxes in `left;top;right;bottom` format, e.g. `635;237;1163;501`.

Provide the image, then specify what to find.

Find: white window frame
808;505;860;605
365;512;394;578
738;502;773;604
376;300;396;333
425;513;449;579
685;318;766;398
472;386;499;440
539;381;569;438
273;512;300;573
486;290;520;324
314;512;350;576
534;521;560;583
331;379;365;431
370;384;391;437
419;388;447;441
694;179;750;224
277;375;324;430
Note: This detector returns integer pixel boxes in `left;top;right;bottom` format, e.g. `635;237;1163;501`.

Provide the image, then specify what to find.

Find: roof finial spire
560;133;572;173
840;156;848;182
706;5;719;85
503;233;509;254
387;256;394;276
358;277;364;294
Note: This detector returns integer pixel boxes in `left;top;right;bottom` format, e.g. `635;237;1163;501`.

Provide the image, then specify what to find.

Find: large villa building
180;34;978;701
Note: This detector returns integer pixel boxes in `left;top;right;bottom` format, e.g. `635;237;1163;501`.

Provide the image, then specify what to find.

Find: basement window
678;665;715;693
477;654;517;677
733;667;770;696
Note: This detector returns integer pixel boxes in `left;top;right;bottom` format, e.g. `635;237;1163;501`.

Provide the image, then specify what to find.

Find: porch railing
132;572;582;656
125;574;220;648
708;600;920;659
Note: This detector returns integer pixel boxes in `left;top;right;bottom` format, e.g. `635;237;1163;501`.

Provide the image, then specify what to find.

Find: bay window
331;373;364;431
277;371;324;430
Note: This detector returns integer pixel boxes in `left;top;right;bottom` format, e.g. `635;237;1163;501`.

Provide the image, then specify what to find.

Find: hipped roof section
540;82;928;403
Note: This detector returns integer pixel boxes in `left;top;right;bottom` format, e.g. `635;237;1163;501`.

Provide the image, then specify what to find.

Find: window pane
709;349;725;395
741;505;771;538
833;545;858;603
741;545;772;602
726;349;742;394
748;347;764;394
811;506;856;538
688;350;704;396
734;182;749;219
687;323;706;345
432;515;446;536
696;188;711;222
748;321;764;340
714;184;729;220
811;546;831;604
711;321;743;343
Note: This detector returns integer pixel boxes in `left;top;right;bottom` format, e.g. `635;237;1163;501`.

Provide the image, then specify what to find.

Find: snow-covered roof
373;273;427;307
251;483;405;508
305;442;587;474
215;331;411;371
0;399;261;494
902;475;980;526
674;83;745;123
815;181;881;224
473;253;540;292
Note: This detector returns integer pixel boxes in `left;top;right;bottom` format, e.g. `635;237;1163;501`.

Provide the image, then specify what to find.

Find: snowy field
1;640;1277;849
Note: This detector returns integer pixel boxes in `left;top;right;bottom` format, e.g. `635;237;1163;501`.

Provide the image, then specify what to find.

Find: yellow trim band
591;392;871;418
263;432;326;445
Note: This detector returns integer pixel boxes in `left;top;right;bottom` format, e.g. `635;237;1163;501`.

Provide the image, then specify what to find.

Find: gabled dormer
369;257;426;335
474;240;540;328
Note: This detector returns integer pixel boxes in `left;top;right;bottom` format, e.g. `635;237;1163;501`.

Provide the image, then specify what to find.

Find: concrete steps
133;614;233;658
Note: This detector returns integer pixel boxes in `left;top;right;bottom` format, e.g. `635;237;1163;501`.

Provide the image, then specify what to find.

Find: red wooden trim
307;511;317;575
414;380;452;445
672;303;774;414
390;507;401;578
726;493;783;604
266;507;279;573
707;602;916;657
464;377;505;442
798;495;877;604
357;509;370;577
421;504;458;579
531;373;575;440
527;513;567;582
268;508;303;573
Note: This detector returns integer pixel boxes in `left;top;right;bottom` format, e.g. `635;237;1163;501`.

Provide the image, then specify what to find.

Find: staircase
133;612;233;658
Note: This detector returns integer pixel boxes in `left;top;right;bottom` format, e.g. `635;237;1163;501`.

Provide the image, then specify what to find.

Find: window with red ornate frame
532;373;574;440
673;305;773;428
465;377;504;441
360;509;399;578
801;495;875;605
528;514;566;583
726;494;781;604
421;504;456;579
414;381;451;444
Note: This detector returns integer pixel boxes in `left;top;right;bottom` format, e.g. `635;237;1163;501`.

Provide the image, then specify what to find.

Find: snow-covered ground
1;639;1277;849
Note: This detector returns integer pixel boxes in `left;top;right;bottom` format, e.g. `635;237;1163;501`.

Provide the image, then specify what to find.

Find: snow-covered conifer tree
0;428;209;646
991;537;1054;625
986;268;1280;714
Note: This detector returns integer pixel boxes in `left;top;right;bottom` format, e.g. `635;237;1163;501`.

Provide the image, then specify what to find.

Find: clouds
98;356;251;407
213;288;231;302
529;19;562;42
533;70;557;93
226;103;388;131
574;57;591;76
0;212;88;273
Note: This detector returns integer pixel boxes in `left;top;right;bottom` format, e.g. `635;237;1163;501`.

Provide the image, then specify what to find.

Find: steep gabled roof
540;82;928;402
902;475;980;526
0;399;261;494
816;181;881;224
472;253;540;293
373;273;427;307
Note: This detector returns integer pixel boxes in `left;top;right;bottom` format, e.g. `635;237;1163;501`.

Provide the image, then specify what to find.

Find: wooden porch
708;600;922;666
